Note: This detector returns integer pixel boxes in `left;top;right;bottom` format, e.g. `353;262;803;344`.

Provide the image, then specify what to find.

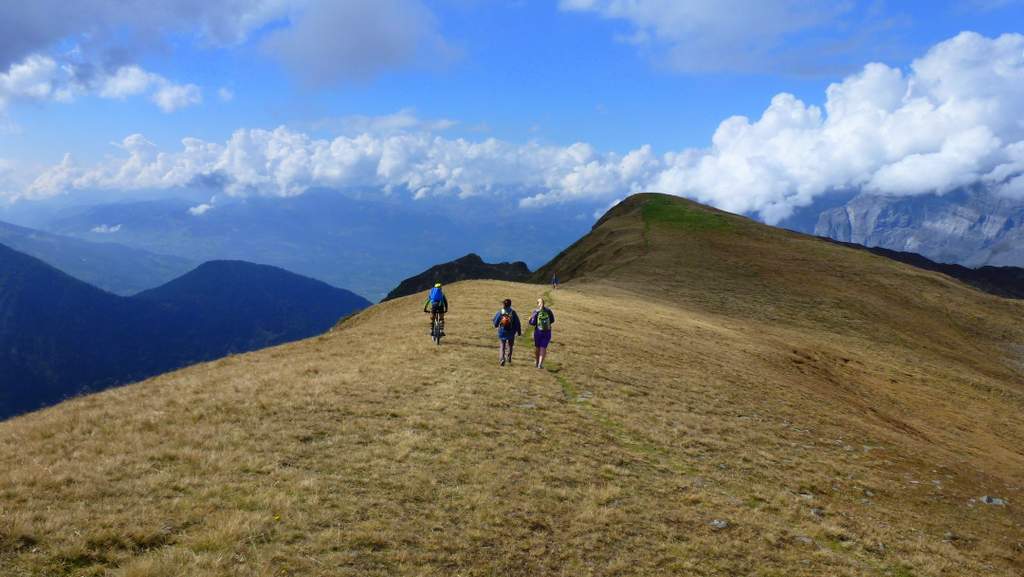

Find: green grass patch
642;197;731;232
546;363;577;400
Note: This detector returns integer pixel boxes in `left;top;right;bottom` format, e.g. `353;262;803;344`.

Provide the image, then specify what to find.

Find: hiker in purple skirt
492;298;522;366
528;297;555;369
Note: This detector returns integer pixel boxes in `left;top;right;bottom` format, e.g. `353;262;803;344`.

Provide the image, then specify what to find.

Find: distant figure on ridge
529;297;555;369
423;282;448;337
551;273;559;289
492;298;522;366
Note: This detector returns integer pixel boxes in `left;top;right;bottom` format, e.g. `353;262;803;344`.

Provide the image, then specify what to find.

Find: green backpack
536;309;552;331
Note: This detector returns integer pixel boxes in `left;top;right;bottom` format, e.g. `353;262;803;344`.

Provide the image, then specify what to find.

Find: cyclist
423;282;448;336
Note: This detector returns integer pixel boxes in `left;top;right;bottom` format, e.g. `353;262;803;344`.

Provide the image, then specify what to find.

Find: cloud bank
23;32;1024;224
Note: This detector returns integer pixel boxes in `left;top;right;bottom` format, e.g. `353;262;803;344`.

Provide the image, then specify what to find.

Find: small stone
810;507;825;518
943;531;960;541
795;535;814;545
980;495;1007;506
708;519;730;531
863;489;876;497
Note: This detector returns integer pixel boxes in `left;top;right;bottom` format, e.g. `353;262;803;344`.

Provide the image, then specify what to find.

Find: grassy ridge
2;194;1023;576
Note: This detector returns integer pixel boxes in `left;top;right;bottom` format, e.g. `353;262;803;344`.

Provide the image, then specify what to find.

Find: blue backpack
429;287;443;303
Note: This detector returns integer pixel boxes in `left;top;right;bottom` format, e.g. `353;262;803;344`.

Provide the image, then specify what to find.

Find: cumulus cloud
22;32;1024;224
0;55;73;110
188;203;214;216
218;87;235;102
152;82;202;113
0;57;201;114
559;0;857;73
98;66;155;98
98;65;202;112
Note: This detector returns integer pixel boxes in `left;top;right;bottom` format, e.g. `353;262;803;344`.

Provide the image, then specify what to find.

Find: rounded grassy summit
1;194;1022;577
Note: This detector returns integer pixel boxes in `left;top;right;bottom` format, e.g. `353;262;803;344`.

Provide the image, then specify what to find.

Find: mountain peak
383;253;531;301
1;247;370;419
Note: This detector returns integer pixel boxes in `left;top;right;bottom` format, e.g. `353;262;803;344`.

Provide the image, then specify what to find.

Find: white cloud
1;57;201;113
90;223;122;233
152;82;202;113
98;66;155;98
23;33;1024;224
188;203;214;216
0;55;70;110
218;87;235;102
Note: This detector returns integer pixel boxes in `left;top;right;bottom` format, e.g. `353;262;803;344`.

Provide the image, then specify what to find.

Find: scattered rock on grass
980;495;1007;506
708;519;730;531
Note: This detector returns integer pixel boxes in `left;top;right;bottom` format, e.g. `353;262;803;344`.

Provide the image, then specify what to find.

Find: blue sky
2;0;1024;223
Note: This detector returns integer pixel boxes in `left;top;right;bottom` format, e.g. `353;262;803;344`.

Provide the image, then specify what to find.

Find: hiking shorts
533;329;552;348
430;302;445;314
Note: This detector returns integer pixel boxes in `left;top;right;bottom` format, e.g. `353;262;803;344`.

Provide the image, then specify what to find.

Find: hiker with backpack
528;297;555;369
492;298;522;366
423;283;448;337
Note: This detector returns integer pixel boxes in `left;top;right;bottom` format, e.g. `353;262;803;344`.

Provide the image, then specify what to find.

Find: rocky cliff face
382;253;531;302
814;189;1024;267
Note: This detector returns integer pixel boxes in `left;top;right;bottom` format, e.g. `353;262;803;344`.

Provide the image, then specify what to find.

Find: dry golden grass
2;194;1022;576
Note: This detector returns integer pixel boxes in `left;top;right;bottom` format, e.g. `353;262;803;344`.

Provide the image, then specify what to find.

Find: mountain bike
430;311;445;345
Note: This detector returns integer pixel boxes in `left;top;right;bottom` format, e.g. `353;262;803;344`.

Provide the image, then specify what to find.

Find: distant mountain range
29;191;594;300
0;219;195;295
811;188;1024;268
383;253;531;301
0;244;370;419
825;239;1024;299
